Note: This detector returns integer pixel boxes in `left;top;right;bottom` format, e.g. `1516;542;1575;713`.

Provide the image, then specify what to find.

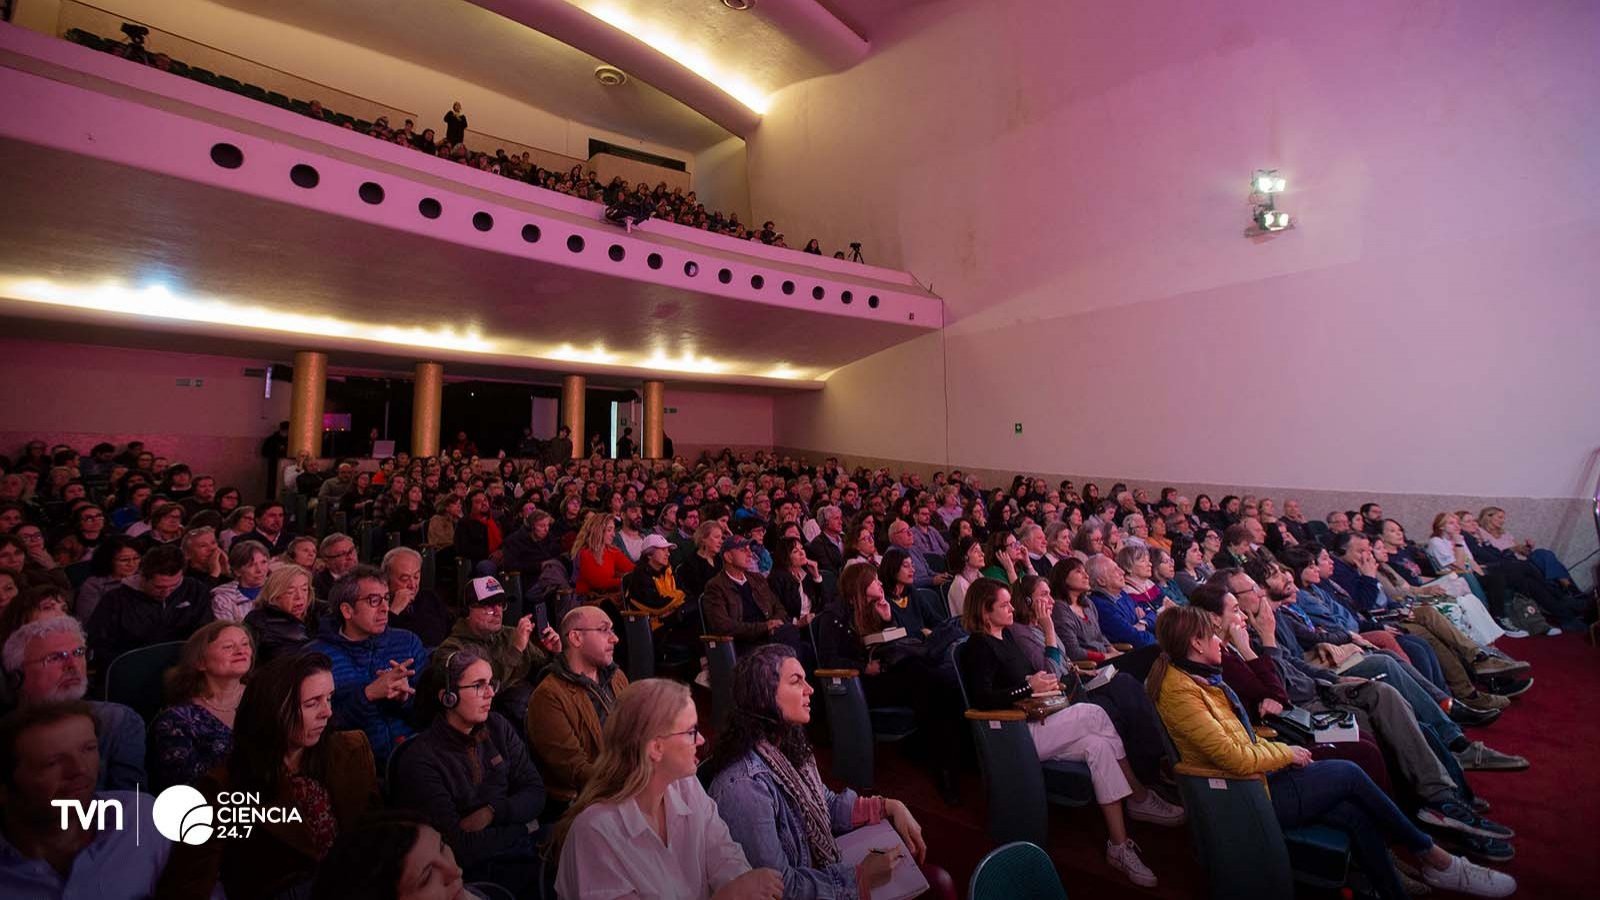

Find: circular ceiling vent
722;0;756;9
594;65;628;86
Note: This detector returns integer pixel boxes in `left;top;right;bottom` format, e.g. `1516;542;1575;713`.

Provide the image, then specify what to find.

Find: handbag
1263;707;1317;746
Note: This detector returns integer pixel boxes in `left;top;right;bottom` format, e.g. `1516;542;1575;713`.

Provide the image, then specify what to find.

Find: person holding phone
434;576;560;723
956;578;1183;888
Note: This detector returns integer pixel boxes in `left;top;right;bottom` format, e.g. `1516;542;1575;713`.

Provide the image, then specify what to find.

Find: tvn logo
54;785;302;844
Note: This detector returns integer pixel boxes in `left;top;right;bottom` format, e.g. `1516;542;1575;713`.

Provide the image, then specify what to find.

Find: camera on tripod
120;22;149;44
847;241;864;263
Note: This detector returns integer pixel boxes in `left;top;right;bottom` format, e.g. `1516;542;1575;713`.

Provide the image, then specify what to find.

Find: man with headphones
1;616;147;791
391;649;545;895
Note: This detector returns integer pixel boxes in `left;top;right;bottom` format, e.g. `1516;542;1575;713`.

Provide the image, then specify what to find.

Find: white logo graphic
152;785;215;845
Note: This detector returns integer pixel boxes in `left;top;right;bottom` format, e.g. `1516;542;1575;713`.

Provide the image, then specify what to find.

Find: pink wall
754;0;1600;505
0;337;290;494
665;388;774;456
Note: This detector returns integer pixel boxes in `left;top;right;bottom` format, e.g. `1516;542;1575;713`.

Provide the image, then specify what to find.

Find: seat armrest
815;668;861;679
964;709;1028;722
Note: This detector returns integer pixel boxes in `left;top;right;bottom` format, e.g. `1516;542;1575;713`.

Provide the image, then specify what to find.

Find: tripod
848;243;864;263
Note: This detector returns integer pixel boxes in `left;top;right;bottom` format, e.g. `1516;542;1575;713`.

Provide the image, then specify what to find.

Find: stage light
1253;169;1286;194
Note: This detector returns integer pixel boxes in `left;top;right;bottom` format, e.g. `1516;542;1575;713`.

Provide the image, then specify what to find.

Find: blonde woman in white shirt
553;678;782;900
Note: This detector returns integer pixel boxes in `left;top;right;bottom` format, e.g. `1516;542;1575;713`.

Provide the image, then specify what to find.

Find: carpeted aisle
840;632;1600;898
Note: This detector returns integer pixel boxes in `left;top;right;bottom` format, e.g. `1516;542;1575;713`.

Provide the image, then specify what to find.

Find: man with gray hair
181;525;229;589
2;617;147;790
804;504;846;574
1087;554;1157;650
312;531;359;602
381;546;452;647
1121;513;1149;549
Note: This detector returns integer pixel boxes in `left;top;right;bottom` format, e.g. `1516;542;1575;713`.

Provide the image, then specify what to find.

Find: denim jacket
707;752;861;899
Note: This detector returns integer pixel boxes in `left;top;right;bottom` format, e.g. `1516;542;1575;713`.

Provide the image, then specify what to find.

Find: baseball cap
722;535;753;553
640;533;676;553
467;576;508;606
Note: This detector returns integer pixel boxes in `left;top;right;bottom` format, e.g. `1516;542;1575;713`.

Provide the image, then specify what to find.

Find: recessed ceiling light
594;65;628;86
721;0;756;10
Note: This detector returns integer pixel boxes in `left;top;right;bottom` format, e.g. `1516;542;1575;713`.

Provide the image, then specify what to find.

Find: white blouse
556;775;751;900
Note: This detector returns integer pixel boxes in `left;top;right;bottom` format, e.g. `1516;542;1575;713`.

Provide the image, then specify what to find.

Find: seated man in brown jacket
701;535;814;666
525;605;627;817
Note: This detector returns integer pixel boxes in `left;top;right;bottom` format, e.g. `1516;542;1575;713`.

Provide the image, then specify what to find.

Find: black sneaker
1482;677;1533;698
1437;832;1515;864
1417;802;1516;840
1448;702;1501;727
1470;795;1491;814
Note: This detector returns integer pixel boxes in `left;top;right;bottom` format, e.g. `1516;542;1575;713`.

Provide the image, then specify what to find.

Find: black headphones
438;650;461;709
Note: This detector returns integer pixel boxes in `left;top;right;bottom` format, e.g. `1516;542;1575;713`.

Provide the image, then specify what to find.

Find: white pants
1028;703;1132;805
1423;575;1504;644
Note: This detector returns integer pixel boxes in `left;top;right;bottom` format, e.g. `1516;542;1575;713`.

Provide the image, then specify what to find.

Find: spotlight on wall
1247;167;1294;236
1253;169;1287;194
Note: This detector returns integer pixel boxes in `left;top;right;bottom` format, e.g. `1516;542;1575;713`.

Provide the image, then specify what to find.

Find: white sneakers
1420;854;1517;897
1126;790;1187;826
1106;839;1157;887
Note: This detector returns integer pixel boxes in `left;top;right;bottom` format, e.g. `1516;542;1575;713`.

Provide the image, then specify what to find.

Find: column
286;350;327;459
561;374;586;459
412;361;444;458
642;380;665;459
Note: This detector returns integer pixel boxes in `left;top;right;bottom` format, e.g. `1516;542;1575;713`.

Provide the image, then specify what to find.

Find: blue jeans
1270;759;1433;900
1528;548;1572;584
1347;654;1464;747
1394;634;1447;694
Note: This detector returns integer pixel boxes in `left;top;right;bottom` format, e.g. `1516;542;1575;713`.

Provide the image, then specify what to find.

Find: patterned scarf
754;740;839;866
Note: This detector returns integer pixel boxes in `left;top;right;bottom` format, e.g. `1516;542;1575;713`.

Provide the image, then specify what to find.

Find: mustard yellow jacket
1155;663;1295;782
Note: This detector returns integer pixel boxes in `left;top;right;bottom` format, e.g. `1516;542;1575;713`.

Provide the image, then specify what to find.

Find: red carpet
806;632;1600;898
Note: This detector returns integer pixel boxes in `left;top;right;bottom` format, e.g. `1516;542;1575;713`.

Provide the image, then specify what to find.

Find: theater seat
950;637;1094;846
814;669;916;792
103;641;185;722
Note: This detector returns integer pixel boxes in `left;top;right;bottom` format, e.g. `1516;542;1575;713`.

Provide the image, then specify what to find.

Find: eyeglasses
455;678;500;696
571;625;615;636
661;726;701;742
25;645;87;668
324;546;358;560
356;592;392;608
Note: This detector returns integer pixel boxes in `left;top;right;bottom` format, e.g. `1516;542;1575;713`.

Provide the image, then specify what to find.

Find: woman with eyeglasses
393;650;545;895
552;678;783;900
73;534;142;623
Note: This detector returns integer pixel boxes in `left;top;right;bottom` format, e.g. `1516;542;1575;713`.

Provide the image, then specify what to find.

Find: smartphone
534;602;549;635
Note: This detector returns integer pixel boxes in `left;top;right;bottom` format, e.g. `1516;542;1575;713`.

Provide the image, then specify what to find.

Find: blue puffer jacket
308;626;425;764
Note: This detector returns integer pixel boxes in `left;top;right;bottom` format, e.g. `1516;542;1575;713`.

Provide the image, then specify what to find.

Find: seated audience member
1436;512;1584;631
1048;558;1124;665
1386;519;1518;641
526;605;628;811
0;702;176;897
218;505;254;551
436;576;560;720
87;543;214;683
621;532;698;661
1476;505;1578;591
1086;555;1157;650
1034;521;1075;574
309;811;471;900
706;644;954;898
1116;545;1165;613
843;524;880;570
164;652;379;900
877;548;945;635
394;651;544;894
944;535;985;619
280;535;319;569
1167;535;1206;601
499;508;562;579
133;501;186;551
384;485;432;550
0;534;69;594
312;532;360;602
0;567;17;620
149;621;253;790
910;503;950;559
1150;547;1189;607
454;490;506;577
804;505;847;574
244;563;314;663
380;547;453;649
815;564;961;802
308;564;425;765
426;495;461;551
240;500;293;556
72;535;141;624
1;617;146;791
1009;574;1167;785
979;529;1031;582
182;526;230;590
210;539;271;622
702;535;808;660
676;520;725;601
763;536;822;626
0;584;69;644
957;578;1182;887
1150;605;1515;900
572;511;635;598
551;678;782;900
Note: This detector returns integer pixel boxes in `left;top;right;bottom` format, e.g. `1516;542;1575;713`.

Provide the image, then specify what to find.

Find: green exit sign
1014;422;1023;434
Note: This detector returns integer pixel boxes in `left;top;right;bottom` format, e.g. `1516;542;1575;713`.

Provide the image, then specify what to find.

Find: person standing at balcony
444;101;468;146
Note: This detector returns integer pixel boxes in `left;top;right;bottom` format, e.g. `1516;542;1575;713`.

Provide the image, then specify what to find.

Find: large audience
0;433;1590;899
65;26;845;257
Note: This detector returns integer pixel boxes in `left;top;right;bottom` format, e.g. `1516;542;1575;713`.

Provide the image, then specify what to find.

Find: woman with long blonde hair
552;679;781;899
571;510;634;597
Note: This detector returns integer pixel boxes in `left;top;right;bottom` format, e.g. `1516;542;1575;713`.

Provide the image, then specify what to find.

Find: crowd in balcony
0;424;1583;898
65;25;846;257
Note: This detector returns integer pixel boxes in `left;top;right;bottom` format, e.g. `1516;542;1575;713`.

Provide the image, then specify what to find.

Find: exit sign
1014;422;1023;434
666;406;678;414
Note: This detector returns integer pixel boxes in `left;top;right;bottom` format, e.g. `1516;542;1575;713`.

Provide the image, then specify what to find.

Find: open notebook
835;821;930;900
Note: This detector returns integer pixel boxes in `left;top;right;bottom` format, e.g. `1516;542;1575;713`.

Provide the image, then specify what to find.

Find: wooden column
286;350;327;459
412;362;444;457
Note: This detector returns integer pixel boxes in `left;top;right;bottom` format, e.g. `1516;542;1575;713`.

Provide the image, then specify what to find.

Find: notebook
835;821;930;900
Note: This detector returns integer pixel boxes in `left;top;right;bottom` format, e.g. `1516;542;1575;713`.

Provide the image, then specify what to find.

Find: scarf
753;740;839;866
1172;657;1224;686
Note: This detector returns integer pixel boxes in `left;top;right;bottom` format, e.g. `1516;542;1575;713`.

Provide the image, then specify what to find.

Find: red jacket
575;545;634;595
